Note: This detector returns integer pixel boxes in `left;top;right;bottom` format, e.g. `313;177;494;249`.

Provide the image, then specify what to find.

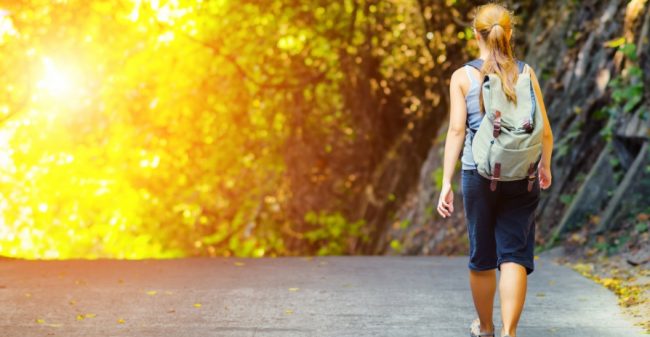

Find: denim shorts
461;169;540;275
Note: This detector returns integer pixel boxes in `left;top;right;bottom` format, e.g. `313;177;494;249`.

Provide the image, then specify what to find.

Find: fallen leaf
47;323;63;327
536;292;545;297
193;303;202;308
76;314;85;321
85;313;96;318
146;290;157;296
284;309;294;314
68;300;76;305
25;293;32;298
35;318;45;324
288;287;299;292
117;318;125;324
234;262;245;267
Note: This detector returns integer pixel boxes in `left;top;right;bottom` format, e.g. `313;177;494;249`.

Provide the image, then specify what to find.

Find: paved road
0;256;645;337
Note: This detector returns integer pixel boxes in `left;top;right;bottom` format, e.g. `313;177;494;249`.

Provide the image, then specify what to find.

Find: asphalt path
0;256;645;337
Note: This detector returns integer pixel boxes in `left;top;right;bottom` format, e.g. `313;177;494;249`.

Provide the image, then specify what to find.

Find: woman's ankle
480;321;495;332
500;326;515;336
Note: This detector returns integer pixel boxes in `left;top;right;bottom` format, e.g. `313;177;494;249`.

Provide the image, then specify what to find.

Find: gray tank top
461;65;482;170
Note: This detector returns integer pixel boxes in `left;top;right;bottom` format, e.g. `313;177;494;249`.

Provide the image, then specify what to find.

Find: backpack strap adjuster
490;162;501;191
526;162;536;192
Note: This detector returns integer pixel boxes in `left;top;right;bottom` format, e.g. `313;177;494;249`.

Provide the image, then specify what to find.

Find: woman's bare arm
528;66;553;170
438;69;467;218
442;69;468;186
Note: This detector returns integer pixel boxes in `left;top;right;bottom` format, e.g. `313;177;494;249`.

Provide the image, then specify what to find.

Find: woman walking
436;3;554;337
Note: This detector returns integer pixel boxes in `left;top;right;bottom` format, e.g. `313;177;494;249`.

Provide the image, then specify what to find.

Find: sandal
470;318;495;337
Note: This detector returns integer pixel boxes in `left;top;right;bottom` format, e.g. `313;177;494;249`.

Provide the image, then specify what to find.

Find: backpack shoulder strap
464;59;483;71
464;58;526;73
516;60;525;73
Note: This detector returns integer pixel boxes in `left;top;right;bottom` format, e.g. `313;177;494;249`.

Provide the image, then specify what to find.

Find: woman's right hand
437;182;454;218
538;164;552;189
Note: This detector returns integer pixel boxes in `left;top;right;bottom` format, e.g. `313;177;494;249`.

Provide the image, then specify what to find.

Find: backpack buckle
490;163;501;191
527;162;536;192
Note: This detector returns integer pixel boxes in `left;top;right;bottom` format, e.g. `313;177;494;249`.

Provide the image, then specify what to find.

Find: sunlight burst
37;57;79;98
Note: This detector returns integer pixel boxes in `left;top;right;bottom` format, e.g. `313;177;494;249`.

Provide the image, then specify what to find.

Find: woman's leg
494;177;540;337
469;269;496;333
499;262;527;336
462;169;499;333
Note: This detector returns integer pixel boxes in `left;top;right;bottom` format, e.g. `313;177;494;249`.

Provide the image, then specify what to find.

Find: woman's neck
478;48;489;61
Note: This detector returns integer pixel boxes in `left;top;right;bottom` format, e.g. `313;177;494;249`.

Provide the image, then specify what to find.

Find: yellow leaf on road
35;318;45;324
234;262;245;266
76;313;97;320
288;287;299;292
193;303;202;308
117;318;125;324
146;290;157;295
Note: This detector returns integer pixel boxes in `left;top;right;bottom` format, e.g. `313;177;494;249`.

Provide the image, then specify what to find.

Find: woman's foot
470;317;495;336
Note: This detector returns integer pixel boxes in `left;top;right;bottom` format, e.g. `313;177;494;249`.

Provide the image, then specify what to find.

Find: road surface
0;256;645;337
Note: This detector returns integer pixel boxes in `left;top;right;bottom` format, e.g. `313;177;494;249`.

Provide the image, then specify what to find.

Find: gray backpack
465;59;544;192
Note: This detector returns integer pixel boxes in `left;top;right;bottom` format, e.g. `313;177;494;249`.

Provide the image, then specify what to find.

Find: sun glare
37;57;79;98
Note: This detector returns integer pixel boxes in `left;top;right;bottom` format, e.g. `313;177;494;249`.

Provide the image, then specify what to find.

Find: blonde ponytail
473;4;518;114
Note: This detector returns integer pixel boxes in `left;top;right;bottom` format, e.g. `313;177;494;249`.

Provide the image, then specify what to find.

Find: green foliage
303;210;366;255
432;166;444;191
594;234;631;256
600;41;646;141
559;193;574;206
0;0;478;258
389;239;402;253
554;122;582;160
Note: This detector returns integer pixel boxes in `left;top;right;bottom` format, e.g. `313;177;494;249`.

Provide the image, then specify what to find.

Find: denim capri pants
461;169;540;275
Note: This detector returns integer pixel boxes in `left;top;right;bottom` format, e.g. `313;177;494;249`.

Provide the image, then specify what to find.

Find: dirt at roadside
541;218;650;334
